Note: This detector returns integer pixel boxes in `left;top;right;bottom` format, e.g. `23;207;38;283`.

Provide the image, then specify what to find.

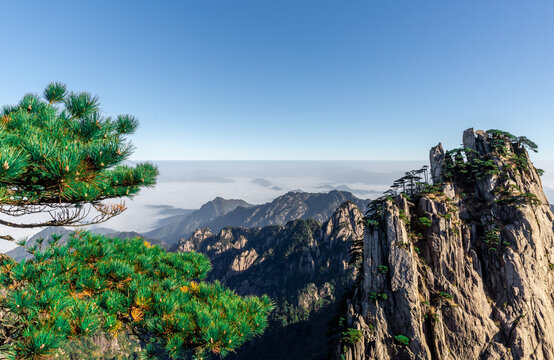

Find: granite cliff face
338;129;554;360
176;201;365;359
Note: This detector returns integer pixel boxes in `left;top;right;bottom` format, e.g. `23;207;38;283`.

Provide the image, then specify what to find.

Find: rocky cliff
176;201;365;359
337;129;554;360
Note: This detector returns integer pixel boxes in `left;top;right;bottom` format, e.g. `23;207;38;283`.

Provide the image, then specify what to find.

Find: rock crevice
338;129;554;360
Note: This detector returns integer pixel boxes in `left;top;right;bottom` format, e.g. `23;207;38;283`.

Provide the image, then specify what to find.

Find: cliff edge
337;129;554;360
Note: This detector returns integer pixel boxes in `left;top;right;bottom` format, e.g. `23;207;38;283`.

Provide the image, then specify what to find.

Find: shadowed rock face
176;201;364;296
338;129;554;360
176;201;365;360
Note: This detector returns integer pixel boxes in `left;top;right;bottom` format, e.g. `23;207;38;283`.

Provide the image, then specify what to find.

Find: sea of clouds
1;160;553;253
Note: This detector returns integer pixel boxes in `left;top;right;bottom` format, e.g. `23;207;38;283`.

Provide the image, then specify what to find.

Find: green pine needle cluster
0;82;158;207
0;232;274;359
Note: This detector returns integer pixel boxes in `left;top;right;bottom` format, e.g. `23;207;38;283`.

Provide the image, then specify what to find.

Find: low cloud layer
2;160;553;253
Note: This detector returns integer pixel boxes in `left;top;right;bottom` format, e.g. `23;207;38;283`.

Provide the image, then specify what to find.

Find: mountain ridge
175;200;365;359
337;128;554;360
147;190;368;245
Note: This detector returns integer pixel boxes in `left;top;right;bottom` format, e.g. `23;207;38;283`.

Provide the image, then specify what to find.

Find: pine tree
0;82;158;240
0;232;274;359
0;84;275;359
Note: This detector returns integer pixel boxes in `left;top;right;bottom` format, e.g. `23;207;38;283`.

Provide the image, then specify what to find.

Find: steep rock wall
338;129;554;360
177;201;365;359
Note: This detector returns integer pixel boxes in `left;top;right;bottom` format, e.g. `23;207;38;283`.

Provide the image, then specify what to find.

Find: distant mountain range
144;197;254;245
146;190;368;246
6;190;368;261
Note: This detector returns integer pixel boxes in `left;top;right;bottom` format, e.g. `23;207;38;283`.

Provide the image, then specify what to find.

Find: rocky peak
338;129;554;360
198;197;252;217
147;190;367;245
323;201;365;247
175;201;365;359
429;143;445;184
174;227;214;252
462;127;477;150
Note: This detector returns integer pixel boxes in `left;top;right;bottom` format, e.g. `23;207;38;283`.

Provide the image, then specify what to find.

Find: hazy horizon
2;158;554;254
0;160;424;252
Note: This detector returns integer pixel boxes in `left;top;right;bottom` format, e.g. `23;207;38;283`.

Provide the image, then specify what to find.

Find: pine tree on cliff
342;129;553;360
0;83;274;359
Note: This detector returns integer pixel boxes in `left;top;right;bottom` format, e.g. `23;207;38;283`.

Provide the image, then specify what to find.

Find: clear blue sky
1;1;553;161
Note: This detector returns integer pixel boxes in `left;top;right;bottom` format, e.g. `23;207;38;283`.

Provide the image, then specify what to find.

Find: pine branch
0;202;126;228
0;83;159;228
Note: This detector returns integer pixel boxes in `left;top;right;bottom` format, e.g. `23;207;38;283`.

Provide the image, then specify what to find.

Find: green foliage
442;131;539;187
493;185;542;207
439;292;453;300
364;199;385;228
366;219;379;226
273;281;336;328
487;129;516;154
378;265;389;274
440;130;544;211
523;192;541;205
515;135;539;153
442;148;499;182
0;83;158;227
340;328;363;345
388;166;430;198
349;220;365;270
485;130;537;154
398;209;410;226
513;154;529;169
418;216;432;228
394;334;410;346
421;184;442;195
283;219;320;258
483;227;500;246
423;311;440;323
0;232;274;359
368;292;388;301
211;215;358;360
